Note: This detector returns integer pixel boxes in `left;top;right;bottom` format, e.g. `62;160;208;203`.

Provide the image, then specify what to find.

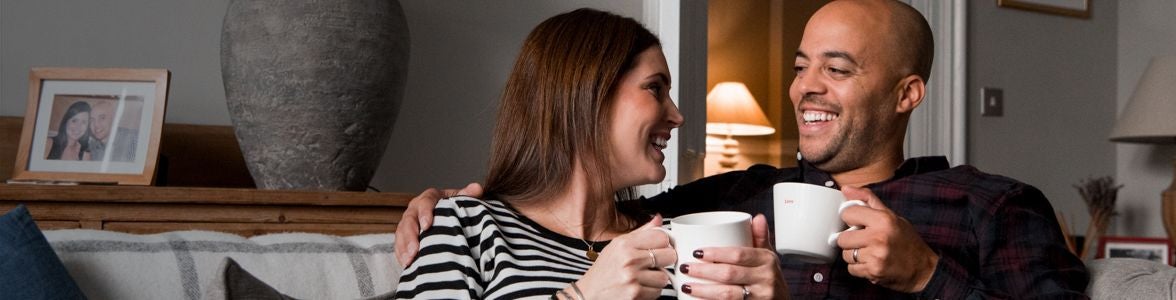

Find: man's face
788;1;904;173
90;102;114;141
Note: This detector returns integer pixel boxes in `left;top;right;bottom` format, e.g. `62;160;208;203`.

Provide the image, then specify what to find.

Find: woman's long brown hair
483;8;660;220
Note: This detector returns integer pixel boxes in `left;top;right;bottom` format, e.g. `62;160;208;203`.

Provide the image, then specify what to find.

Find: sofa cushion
212;258;394;300
1087;258;1176;299
0;205;87;300
45;229;400;300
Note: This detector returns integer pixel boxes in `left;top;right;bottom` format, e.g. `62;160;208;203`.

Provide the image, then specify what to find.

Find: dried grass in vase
1075;176;1122;260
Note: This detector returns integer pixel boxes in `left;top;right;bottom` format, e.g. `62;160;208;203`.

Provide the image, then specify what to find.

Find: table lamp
705;82;775;171
1109;55;1176;241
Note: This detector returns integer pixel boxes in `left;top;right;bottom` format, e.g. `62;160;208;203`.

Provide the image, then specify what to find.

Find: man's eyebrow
794;50;858;66
823;51;858;65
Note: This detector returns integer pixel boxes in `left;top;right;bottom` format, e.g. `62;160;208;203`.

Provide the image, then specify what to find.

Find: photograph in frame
1098;236;1172;266
11;68;169;185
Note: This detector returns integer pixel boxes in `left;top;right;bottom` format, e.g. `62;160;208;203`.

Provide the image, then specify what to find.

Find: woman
395;8;684;299
45;101;93;160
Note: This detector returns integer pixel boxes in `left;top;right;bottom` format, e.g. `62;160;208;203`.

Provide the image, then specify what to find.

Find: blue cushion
0;204;87;299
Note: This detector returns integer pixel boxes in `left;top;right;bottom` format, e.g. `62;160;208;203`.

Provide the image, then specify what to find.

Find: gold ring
647;249;658;269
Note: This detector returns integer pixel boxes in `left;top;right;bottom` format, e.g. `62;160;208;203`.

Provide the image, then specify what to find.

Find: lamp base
718;135;740;170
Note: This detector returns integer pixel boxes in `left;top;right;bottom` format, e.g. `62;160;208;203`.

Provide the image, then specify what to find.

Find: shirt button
824;181;835;187
812;272;824;282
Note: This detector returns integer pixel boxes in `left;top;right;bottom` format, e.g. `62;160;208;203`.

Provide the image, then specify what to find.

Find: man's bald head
814;0;934;83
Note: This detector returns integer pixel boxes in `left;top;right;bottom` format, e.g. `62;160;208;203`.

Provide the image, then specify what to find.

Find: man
88;99;138;162
395;0;1089;298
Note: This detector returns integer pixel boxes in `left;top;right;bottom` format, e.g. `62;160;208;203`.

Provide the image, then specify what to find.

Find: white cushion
45;229;400;300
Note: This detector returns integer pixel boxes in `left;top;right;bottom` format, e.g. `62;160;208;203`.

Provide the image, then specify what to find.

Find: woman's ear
895;74;926;114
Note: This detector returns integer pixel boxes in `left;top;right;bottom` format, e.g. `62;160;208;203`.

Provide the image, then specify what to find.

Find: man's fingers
840;186;891;211
458;182;484;197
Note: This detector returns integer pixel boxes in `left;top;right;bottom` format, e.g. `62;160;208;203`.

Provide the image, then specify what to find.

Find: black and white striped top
393;196;675;299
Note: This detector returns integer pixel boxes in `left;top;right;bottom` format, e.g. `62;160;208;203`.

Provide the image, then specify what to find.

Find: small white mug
772;182;865;263
656;211;752;300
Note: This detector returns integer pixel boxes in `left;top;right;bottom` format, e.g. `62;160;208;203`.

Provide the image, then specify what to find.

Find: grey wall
1;0;642;193
1114;0;1176;238
967;1;1118;235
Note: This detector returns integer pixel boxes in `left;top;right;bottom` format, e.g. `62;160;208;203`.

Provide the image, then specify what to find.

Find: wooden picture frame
11;68;169;185
1097;236;1172;266
997;0;1091;19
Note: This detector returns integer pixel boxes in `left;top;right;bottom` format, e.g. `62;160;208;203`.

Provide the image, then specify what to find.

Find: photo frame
997;0;1091;18
11;68;169;185
1097;236;1172;266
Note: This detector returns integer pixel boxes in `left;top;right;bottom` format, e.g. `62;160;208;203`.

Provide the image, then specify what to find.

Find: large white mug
772;182;865;263
657;211;752;300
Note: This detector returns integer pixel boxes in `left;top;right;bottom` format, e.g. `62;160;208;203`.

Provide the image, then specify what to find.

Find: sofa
44;233;1176;300
45;229;402;299
5;203;1176;299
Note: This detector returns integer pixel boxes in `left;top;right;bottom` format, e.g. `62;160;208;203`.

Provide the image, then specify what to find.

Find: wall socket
980;87;1003;117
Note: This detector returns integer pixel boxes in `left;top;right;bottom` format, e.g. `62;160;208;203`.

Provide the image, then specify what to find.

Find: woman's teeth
803;111;839;123
652;137;668;150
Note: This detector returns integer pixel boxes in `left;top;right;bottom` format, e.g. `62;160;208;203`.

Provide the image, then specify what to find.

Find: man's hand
836;186;939;293
394;183;483;267
676;214;789;300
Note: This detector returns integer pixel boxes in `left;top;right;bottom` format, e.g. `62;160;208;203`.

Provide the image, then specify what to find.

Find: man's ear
895;74;926;113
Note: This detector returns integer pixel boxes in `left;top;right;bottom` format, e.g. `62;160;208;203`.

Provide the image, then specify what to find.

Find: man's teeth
803;111;839;123
652;137;668;150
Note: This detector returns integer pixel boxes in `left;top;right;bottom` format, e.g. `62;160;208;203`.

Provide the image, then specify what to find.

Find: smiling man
395;0;1089;298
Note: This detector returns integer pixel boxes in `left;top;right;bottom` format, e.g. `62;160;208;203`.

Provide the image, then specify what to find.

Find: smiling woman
393;8;684;299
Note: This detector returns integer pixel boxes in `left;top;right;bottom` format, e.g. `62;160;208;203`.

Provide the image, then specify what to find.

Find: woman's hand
676;214;789;300
574;215;677;300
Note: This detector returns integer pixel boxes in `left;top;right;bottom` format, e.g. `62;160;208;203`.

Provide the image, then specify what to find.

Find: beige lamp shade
706;82;775;136
1110;55;1176;144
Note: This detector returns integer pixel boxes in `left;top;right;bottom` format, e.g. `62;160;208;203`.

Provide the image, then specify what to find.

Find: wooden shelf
1;184;413;236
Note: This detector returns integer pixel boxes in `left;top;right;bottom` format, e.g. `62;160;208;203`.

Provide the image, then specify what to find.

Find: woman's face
607;46;683;188
66;111;90;141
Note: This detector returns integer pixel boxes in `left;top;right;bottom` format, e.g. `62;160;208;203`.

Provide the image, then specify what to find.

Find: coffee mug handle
826;200;867;247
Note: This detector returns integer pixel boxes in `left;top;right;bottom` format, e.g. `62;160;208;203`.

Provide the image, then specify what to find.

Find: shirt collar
795;152;950;188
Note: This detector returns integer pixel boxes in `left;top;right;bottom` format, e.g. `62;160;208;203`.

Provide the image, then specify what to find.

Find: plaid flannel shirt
642;156;1089;299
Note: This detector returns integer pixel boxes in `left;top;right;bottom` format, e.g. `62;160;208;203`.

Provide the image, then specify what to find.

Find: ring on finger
852;248;861;264
742;285;751;300
647;248;658;269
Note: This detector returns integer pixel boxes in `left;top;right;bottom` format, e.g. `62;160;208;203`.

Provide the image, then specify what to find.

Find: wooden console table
0;184;412;236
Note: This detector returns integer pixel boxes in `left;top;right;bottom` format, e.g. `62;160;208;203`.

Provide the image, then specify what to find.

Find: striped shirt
394;196;676;299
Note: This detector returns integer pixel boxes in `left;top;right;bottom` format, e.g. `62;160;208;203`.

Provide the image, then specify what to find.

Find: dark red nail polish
679;264;690;274
693;250;704;258
682;284;693;294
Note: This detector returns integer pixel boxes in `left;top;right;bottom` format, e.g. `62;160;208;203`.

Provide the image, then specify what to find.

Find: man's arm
394;183;482;267
918;186;1089;299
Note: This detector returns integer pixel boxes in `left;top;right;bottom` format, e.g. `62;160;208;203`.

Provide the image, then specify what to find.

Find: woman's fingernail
693;250;704;258
682;284;693;294
679;264;690;274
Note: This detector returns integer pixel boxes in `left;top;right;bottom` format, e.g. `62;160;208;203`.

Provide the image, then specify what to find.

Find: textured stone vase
221;0;409;191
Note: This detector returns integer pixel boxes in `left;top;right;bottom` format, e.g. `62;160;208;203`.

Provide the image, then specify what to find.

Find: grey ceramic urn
221;0;409;191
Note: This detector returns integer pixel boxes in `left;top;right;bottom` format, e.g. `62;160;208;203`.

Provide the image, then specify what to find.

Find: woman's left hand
676;214;789;300
573;215;677;300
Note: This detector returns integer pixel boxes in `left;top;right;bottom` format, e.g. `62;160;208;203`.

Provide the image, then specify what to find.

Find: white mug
772;182;865;263
657;211;752;300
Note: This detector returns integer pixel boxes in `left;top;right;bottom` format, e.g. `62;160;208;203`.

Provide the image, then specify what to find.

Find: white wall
0;0;658;193
967;0;1118;236
1114;0;1176;238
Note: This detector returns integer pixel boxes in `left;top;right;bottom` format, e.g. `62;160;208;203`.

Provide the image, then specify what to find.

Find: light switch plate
980;87;1003;117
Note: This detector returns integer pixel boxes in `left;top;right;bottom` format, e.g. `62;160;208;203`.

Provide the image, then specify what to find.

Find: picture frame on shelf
11;68;170;185
1097;236;1172;266
997;0;1091;19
